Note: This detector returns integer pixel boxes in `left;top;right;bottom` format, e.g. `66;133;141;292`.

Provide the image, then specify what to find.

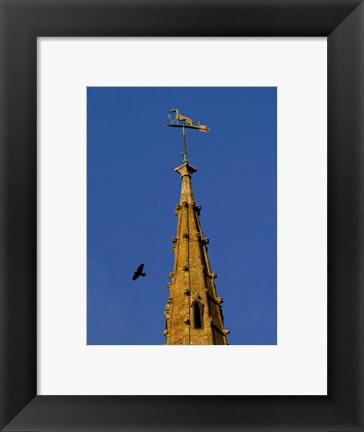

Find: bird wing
132;273;138;281
136;263;144;273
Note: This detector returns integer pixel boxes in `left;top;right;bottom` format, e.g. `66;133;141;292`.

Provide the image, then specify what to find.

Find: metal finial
164;108;209;163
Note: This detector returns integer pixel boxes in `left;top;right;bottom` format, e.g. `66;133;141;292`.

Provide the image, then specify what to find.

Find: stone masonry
163;162;229;344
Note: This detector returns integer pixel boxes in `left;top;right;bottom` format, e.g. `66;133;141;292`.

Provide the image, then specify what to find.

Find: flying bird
132;263;146;281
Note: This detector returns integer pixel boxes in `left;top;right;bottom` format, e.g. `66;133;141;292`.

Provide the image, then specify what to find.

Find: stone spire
163;161;229;344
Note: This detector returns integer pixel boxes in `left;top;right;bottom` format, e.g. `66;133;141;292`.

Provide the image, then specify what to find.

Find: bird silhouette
132;263;146;281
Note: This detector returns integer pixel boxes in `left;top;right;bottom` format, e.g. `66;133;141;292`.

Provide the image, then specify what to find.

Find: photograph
87;87;277;345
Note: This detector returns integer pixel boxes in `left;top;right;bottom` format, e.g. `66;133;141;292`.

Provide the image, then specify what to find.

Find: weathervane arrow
164;108;209;162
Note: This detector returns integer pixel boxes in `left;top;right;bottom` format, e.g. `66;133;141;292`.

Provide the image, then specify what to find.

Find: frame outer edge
327;2;364;429
0;0;363;431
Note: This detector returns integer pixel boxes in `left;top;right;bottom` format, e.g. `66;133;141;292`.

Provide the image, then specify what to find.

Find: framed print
37;38;326;396
1;1;363;431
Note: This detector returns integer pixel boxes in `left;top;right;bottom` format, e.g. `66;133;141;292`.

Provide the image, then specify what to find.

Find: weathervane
164;108;209;163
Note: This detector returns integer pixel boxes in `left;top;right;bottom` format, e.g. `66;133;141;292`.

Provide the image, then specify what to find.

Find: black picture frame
1;1;363;431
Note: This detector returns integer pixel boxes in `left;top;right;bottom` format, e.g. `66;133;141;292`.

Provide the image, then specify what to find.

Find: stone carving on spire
163;109;228;345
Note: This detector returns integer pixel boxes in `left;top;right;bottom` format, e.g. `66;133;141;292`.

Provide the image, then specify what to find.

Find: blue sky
87;87;277;345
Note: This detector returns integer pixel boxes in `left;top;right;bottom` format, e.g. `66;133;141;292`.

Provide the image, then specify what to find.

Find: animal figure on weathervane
132;263;146;281
168;108;209;132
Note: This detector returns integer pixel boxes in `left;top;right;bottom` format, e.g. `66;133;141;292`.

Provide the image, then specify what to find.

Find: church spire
163;110;229;345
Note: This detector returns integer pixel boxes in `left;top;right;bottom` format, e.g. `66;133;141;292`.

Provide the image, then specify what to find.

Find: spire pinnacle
163;114;229;344
175;162;197;205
